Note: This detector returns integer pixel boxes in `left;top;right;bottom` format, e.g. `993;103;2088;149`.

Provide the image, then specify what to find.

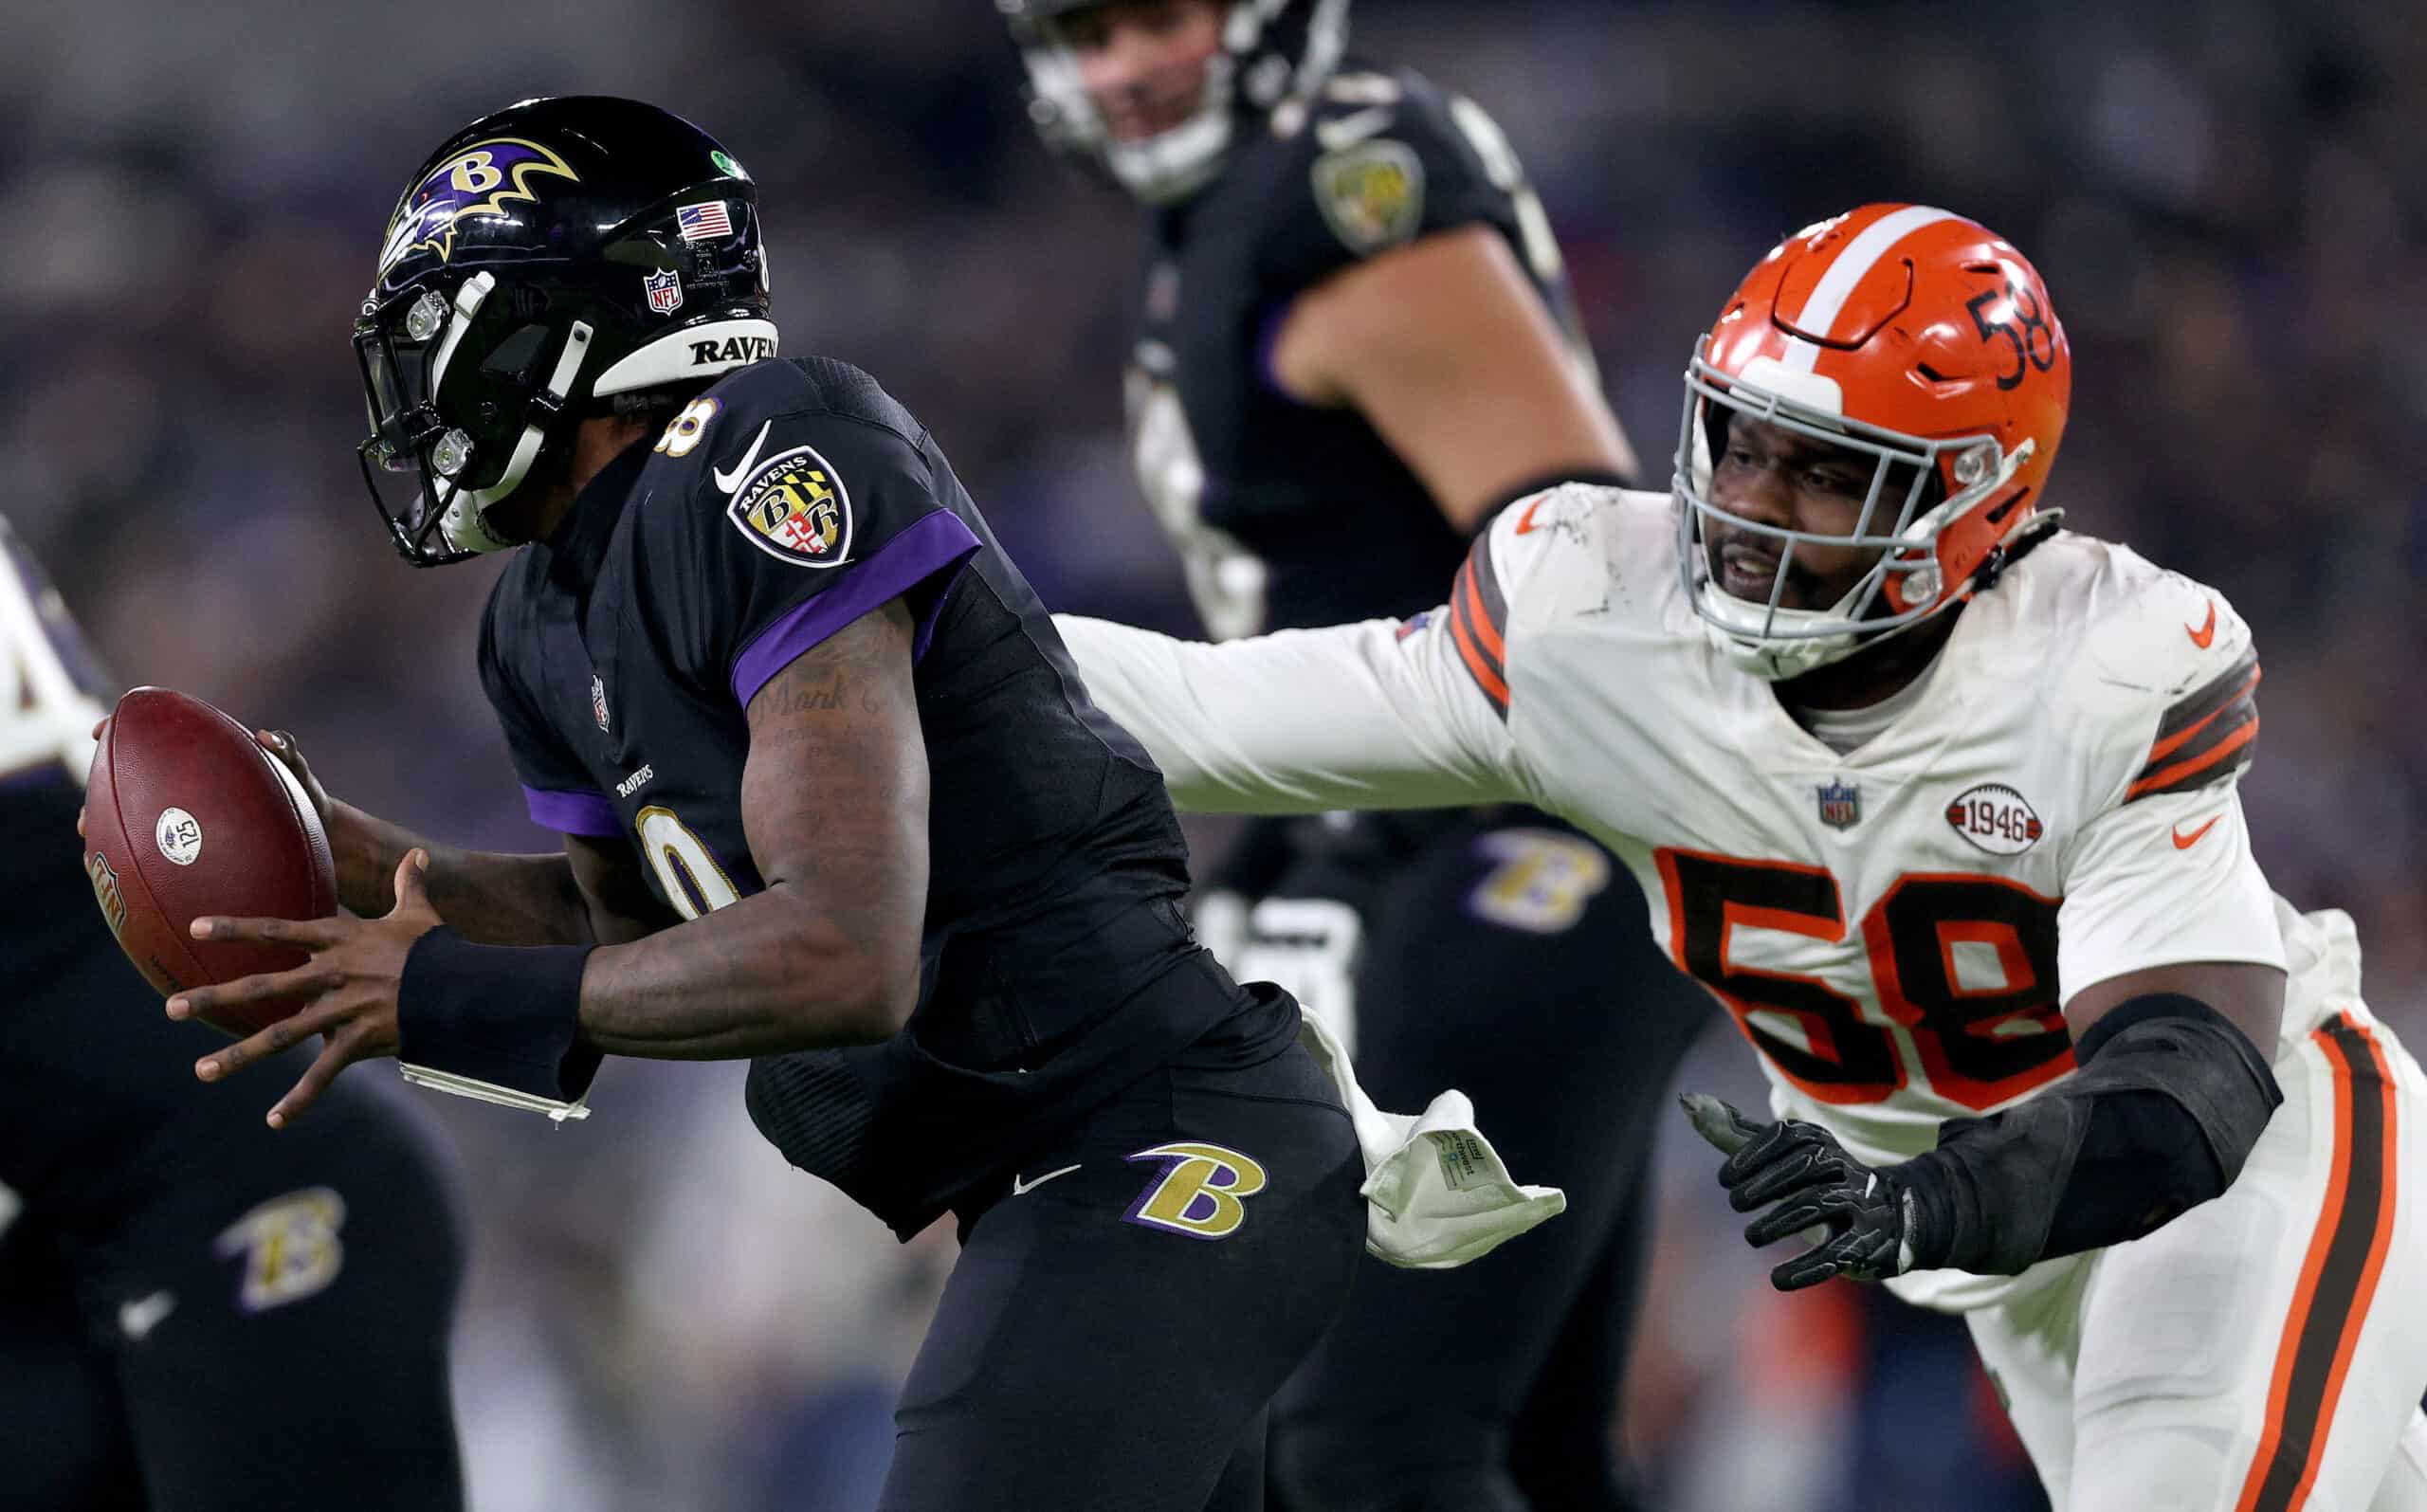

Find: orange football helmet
1674;204;2072;680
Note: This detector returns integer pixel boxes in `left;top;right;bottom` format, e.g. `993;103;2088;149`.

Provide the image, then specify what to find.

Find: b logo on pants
215;1187;347;1312
1123;1142;1268;1240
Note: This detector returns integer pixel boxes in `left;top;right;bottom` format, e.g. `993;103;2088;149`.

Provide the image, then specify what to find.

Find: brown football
82;687;338;1035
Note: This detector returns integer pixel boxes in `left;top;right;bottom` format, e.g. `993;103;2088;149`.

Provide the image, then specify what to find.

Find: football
82;687;339;1034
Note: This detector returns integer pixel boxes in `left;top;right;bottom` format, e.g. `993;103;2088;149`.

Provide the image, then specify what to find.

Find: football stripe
2150;649;2262;760
2144;666;2261;768
1781;205;1961;373
1464;528;1509;647
1447;580;1510;719
2128;650;2261;803
1458;556;1506;666
2126;715;2258;802
2233;1012;2398;1512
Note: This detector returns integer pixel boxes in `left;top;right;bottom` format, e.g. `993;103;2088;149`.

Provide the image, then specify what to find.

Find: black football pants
1232;810;1710;1512
0;1085;465;1512
878;1027;1363;1512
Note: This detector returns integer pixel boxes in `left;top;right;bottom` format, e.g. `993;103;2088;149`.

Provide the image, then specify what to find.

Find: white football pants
1965;1004;2427;1511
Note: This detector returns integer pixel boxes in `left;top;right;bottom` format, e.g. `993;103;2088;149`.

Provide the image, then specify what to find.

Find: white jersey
1059;485;2363;1305
0;515;106;786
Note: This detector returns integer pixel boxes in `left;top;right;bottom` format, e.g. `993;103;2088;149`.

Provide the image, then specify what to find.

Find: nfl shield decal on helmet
591;673;610;733
643;268;683;316
727;444;852;568
1816;778;1861;830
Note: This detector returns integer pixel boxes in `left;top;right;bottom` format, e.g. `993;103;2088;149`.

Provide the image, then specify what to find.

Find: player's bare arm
1269;224;1636;530
79;720;607;947
573;597;926;1056
170;597;927;1121
2064;957;2284;1060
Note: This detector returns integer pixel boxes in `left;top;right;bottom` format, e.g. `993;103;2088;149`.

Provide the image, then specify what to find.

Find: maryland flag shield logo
728;444;852;568
1312;139;1426;255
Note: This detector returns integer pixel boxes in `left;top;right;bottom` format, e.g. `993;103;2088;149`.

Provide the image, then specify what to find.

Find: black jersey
479;356;1285;1235
1129;64;1597;637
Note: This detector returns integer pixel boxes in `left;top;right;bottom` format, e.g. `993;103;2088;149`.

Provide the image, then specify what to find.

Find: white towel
1296;1008;1565;1269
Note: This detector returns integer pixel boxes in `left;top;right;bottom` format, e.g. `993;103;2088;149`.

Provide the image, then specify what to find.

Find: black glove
1680;1093;1934;1291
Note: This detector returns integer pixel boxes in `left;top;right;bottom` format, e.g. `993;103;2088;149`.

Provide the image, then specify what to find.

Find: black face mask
355;283;478;565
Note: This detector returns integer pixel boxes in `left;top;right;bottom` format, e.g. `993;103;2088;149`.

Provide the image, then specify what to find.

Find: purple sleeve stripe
523;786;623;837
729;510;983;708
1254;300;1306;404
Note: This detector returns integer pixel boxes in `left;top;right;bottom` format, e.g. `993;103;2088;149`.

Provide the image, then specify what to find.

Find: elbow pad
1900;993;2282;1275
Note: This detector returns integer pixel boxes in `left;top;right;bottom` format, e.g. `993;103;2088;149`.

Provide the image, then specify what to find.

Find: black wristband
397;926;602;1102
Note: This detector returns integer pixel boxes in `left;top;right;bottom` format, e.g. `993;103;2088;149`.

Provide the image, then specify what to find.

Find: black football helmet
356;96;777;565
998;0;1349;202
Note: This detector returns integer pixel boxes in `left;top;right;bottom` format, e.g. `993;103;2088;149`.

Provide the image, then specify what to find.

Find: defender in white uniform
1058;205;2427;1511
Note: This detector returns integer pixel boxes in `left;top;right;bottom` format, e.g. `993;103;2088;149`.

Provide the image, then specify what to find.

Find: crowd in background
4;1;2419;1506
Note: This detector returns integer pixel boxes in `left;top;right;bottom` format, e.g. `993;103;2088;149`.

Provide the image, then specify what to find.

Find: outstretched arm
1054;611;1527;815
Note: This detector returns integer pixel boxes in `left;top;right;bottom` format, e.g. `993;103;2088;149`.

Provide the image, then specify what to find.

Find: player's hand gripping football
1680;1092;1921;1291
168;849;443;1128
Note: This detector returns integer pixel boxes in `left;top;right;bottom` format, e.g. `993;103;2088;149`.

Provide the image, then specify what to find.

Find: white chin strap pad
591;319;778;397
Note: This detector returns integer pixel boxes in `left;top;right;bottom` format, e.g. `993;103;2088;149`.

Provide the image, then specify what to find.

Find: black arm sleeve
1898;993;2283;1274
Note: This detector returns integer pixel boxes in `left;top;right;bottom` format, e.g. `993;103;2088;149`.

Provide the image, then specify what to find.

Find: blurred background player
998;2;1710;1506
0;515;466;1512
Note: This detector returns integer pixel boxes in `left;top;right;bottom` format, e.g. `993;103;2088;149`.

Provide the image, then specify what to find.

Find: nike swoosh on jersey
118;1290;176;1340
2186;601;2217;648
1012;1163;1082;1197
2172;815;2222;849
1315;107;1396;154
1513;497;1548;536
714;420;774;496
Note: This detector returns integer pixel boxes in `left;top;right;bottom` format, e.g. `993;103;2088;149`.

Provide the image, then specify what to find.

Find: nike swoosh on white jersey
1316;107;1396;154
714;420;774;497
119;1290;176;1340
1012;1163;1082;1197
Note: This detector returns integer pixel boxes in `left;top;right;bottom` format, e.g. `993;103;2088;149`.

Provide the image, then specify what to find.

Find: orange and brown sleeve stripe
2232;1011;2400;1512
2127;647;2259;803
1447;530;1512;721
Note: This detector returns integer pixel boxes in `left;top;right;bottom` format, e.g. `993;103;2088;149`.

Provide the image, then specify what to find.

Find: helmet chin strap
1105;108;1234;203
433;320;593;556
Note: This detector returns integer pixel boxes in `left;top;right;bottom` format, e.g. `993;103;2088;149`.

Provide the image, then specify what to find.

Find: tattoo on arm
575;598;928;1058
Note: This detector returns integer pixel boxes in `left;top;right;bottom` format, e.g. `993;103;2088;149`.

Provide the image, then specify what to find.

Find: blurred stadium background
4;0;2419;1506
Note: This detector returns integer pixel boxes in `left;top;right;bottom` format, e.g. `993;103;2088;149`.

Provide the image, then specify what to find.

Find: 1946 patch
726;444;853;568
1312;138;1426;255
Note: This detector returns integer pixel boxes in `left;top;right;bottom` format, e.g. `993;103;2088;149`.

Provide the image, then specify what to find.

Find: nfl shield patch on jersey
727;444;853;568
1816;778;1861;829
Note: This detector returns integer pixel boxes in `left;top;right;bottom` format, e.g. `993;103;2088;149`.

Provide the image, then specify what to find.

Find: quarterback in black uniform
1;518;465;1511
161;97;1364;1509
1000;3;1711;1507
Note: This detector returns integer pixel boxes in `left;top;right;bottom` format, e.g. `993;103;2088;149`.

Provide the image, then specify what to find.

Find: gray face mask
1005;0;1351;204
